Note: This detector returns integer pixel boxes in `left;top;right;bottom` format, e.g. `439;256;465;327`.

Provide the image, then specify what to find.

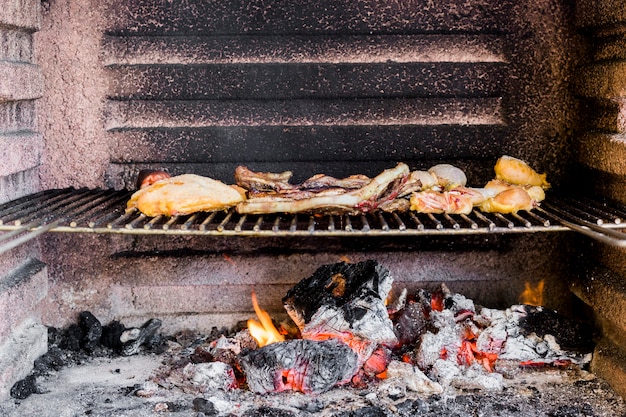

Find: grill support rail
0;188;625;255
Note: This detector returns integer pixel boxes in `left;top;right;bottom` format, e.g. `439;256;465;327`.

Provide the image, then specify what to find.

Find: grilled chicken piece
479;187;534;213
480;180;546;213
409;189;474;214
494;155;550;189
127;174;246;217
428;164;467;190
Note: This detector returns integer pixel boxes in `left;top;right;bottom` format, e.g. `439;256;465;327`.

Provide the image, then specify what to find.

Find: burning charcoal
283;260;396;348
393;295;431;347
239;339;359;394
79;311;102;352
122;318;162;356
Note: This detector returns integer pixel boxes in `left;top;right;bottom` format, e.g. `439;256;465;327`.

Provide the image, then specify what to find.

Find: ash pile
150;261;600;410
5;260;621;417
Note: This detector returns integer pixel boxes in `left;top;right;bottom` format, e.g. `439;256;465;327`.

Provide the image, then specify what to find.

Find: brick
571;265;626;346
0;258;48;341
0;0;40;31
0;100;36;132
102;34;506;66
0;132;43;176
577;132;626;176
591;337;626;399
110;284;292;317
0;61;42;101
0;29;33;62
0;318;47;400
0;167;39;205
104;0;511;36
576;61;626;99
576;0;626;30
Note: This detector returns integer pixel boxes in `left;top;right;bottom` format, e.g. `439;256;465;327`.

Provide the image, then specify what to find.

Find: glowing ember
520;280;545;306
247;292;285;347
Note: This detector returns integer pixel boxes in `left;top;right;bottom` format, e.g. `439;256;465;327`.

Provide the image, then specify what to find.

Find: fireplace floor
1;347;625;417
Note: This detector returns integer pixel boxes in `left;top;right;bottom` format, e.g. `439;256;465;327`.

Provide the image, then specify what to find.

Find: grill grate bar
2;189;626;249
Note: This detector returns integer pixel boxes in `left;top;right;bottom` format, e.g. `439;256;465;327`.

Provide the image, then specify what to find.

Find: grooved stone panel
0;61;42;101
104;0;512;35
0;0;39;31
102;34;506;65
107;62;507;100
0;132;42;176
578;132;626;177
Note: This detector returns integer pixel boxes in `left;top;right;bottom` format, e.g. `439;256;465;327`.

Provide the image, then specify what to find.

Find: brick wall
0;0;48;400
572;0;626;399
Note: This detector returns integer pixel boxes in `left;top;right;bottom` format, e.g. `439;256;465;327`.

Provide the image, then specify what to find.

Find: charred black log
282;260;396;346
239;339;359;394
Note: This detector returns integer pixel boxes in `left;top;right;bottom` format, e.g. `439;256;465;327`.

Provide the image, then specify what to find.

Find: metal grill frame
0;188;625;254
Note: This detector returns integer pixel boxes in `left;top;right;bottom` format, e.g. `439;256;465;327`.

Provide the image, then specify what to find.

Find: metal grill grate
0;188;625;254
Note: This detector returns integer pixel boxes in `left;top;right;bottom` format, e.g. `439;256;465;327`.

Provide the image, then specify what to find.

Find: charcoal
396;399;430;416
47;326;64;348
192;397;217;416
122;318;162;356
393;299;430;347
10;375;39;399
351;406;389;417
242;407;297;417
518;306;595;351
79;311;103;352
548;404;592;417
283;260;396;345
101;320;127;351
239;339;359;394
33;346;68;373
61;324;83;351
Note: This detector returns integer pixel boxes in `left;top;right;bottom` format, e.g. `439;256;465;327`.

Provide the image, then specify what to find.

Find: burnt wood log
282;260;396;347
239;339;359;394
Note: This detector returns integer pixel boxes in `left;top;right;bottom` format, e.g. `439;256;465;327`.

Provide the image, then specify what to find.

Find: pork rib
236;163;410;214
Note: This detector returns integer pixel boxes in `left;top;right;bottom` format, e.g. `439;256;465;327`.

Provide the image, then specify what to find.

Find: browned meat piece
299;174;371;191
234;166;294;192
236;163;410;214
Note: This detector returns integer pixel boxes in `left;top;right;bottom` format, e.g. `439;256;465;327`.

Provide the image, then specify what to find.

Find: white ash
189;362;237;391
209;334;244;355
378;360;443;395
119;328;141;344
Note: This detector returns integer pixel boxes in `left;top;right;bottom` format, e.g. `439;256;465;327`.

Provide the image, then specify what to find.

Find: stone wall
572;0;626;399
0;0;48;400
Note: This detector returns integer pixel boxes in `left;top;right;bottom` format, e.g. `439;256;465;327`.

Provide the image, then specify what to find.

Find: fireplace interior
2;0;626;414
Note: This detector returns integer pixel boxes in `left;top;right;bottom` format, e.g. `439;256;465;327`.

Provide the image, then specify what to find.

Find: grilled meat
236;163;410;215
127;174;246;217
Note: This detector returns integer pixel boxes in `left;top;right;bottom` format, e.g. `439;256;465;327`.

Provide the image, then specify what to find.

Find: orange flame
520;280;545;306
247;291;285;347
